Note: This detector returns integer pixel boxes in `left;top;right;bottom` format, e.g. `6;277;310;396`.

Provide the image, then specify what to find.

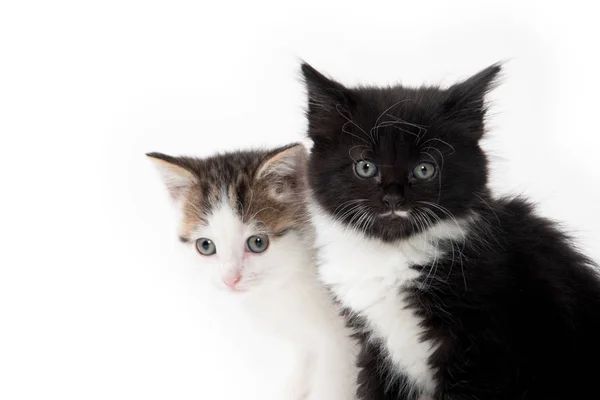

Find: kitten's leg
306;348;358;400
280;351;313;400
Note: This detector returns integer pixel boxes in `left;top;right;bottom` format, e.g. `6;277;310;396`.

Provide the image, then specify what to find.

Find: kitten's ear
301;62;353;139
146;152;198;201
256;143;308;202
444;63;502;140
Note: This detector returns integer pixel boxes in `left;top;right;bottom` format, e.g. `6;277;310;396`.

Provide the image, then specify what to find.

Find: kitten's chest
314;223;438;394
325;267;437;395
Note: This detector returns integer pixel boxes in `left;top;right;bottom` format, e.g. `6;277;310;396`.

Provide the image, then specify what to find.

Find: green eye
247;235;269;254
196;238;216;256
412;162;436;180
354;160;378;179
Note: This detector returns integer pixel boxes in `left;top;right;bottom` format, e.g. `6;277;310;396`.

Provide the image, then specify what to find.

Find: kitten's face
303;63;500;242
148;144;309;293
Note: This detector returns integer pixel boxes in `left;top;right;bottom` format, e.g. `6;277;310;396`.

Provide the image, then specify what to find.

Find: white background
1;0;599;399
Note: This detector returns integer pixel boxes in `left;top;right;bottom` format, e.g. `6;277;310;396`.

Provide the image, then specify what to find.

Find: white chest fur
310;202;470;396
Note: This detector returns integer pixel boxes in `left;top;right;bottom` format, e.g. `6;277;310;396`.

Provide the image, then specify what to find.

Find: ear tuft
256;144;308;202
445;62;502;113
146;153;198;201
301;62;353;139
443;63;503;140
301;61;350;109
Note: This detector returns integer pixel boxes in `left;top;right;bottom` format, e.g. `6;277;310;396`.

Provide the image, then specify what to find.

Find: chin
373;225;416;242
357;214;417;242
215;284;250;295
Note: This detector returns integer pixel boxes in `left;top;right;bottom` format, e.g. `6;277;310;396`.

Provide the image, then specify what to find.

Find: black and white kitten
301;62;600;400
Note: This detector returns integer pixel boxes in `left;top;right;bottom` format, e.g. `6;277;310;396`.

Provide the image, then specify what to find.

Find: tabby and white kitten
147;144;358;400
301;63;600;400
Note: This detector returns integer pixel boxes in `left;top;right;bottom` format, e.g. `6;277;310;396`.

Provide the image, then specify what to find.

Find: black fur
302;62;600;399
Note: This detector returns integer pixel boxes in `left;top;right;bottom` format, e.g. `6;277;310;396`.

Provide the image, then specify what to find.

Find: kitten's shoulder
493;195;536;218
489;195;597;269
491;195;563;235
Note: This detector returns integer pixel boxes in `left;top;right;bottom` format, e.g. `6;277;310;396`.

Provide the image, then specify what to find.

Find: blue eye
247;235;269;253
354;160;378;179
412;162;436;180
196;238;216;255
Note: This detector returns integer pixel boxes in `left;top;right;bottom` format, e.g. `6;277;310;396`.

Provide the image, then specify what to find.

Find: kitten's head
148;144;309;293
302;62;500;242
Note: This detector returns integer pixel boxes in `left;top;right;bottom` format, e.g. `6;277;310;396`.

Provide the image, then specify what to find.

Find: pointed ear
256;144;308;202
146;152;198;201
301;62;353;139
446;63;502;110
443;63;502;139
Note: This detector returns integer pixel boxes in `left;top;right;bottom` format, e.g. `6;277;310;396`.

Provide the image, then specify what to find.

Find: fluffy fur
148;144;358;400
302;62;600;399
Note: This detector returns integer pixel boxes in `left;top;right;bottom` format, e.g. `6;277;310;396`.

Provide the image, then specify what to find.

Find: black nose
382;194;404;210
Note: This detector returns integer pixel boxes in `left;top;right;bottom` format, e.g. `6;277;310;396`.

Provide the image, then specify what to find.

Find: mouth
224;286;247;293
217;282;248;293
380;210;410;219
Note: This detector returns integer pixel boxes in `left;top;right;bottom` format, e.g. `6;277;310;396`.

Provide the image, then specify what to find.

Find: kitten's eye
354;160;378;179
196;238;216;256
247;235;269;254
412;162;436;180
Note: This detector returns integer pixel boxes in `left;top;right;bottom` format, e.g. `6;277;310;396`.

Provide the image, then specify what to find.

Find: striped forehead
176;151;304;241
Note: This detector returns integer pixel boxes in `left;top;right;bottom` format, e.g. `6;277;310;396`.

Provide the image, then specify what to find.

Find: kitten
301;62;600;400
147;144;358;400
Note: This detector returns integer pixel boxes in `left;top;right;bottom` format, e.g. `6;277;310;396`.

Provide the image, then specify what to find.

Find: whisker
415;203;468;289
348;145;370;163
384;113;428;143
421;146;446;171
373;99;413;132
473;192;501;225
336;105;371;144
421;138;456;154
342;121;370;144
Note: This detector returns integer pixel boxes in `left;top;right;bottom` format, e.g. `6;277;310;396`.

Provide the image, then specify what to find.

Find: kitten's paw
280;381;309;400
296;387;310;400
290;387;310;400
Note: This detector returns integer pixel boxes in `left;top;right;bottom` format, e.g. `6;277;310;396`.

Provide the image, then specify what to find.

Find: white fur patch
188;198;359;399
310;200;471;396
394;210;410;218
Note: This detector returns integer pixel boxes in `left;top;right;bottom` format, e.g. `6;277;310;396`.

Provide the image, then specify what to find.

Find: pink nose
222;271;241;289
